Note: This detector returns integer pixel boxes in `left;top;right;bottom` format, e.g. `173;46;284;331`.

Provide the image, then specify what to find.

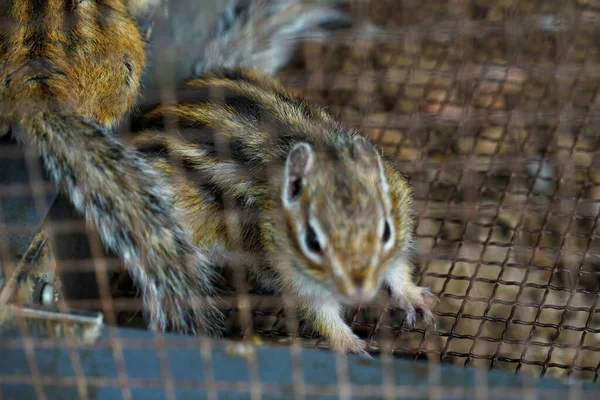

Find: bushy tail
194;0;354;76
16;102;225;337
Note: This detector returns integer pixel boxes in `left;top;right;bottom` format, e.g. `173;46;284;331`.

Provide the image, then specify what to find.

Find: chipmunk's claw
420;307;437;328
348;337;369;356
396;286;438;328
356;349;373;359
404;306;417;327
349;341;371;358
329;333;369;356
417;288;438;327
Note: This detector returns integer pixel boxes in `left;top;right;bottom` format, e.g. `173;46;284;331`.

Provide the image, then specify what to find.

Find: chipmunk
129;0;436;354
0;0;225;336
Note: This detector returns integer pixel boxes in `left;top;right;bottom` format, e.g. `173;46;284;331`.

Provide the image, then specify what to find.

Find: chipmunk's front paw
395;286;438;328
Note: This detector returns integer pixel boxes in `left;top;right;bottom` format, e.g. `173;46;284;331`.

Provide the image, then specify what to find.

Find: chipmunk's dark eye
382;221;391;243
305;224;322;253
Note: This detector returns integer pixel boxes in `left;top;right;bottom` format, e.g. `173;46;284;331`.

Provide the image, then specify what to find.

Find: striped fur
130;69;436;354
0;0;225;336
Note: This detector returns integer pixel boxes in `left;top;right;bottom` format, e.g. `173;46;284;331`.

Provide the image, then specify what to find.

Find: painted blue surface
256;347;293;385
212;346;250;383
79;347;120;378
123;347;163;379
1;384;37;400
167;348;205;381
1;325;599;400
302;349;337;385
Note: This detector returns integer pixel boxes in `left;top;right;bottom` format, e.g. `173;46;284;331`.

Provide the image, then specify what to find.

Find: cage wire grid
1;0;600;398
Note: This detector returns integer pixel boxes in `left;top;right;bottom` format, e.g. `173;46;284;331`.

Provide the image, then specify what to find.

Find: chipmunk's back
0;0;145;125
130;66;415;270
0;0;227;336
129;69;346;250
132;69;347;163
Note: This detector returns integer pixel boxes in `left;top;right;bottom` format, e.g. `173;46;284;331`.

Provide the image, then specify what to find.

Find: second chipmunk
131;0;437;354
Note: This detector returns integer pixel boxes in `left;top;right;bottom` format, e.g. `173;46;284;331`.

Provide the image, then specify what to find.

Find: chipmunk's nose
349;286;375;303
347;274;375;303
334;270;376;303
353;276;365;287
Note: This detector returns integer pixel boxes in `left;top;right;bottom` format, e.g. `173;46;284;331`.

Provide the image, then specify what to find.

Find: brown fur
0;0;225;336
1;0;145;124
130;68;436;354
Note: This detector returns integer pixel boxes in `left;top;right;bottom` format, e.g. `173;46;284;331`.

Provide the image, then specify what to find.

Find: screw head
40;283;56;306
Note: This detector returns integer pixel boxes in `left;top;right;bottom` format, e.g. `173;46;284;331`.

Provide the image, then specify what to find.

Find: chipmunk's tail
14;100;226;337
194;0;354;76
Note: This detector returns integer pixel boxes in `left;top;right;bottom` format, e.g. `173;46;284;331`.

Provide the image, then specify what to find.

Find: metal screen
274;0;600;381
1;0;600;398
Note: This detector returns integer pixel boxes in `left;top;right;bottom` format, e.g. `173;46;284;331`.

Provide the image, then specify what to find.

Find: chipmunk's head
280;136;414;304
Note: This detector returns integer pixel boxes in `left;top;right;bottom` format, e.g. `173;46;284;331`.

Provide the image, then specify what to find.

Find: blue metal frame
2;324;599;400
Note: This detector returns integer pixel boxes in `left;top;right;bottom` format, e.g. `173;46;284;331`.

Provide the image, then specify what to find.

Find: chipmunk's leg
385;261;437;327
295;294;368;356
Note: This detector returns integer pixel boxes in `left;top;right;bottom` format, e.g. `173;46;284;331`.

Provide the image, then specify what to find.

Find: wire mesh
1;0;600;398
276;0;600;381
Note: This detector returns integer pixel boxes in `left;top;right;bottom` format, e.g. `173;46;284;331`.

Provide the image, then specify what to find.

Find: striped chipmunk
130;0;437;354
0;0;227;336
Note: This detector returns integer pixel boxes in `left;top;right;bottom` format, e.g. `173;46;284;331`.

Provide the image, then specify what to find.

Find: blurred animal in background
0;0;225;337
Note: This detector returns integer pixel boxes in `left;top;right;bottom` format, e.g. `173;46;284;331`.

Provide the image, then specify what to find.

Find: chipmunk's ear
352;135;380;165
283;142;314;204
352;136;389;192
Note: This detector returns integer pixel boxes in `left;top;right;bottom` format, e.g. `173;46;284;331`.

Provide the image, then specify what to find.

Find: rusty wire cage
2;0;600;398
